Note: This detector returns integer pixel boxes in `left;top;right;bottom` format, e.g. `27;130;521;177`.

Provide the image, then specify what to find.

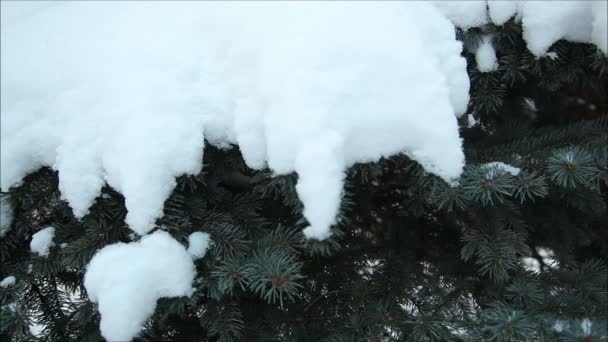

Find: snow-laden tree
1;2;606;341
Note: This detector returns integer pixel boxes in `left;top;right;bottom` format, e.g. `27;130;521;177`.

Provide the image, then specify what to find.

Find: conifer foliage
1;14;607;342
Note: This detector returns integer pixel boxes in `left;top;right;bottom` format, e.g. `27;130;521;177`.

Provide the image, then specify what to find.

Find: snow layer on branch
187;232;211;259
482;162;521;177
433;1;608;56
1;2;468;239
487;1;518;26
30;227;55;257
0;276;16;288
431;1;488;30
519;1;593;56
84;231;195;342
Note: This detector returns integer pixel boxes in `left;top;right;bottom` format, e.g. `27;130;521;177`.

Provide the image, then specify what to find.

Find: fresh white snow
187;232;211;259
1;2;469;240
0;276;16;288
2;1;605;241
432;1;488;30
486;1;518;26
84;230;195;342
434;1;608;56
475;36;498;72
30;227;55;257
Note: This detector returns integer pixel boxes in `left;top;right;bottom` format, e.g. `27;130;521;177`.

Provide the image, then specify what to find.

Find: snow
30;227;55;257
581;318;592;335
521;257;540;273
433;1;608;56
487;1;518;26
475;36;498;72
432;1;488;30
467;114;478;128
0;198;13;237
520;2;593;56
187;232;211;259
523;97;538;113
482;162;521;177
545;52;558;60
0;276;16;288
1;2;468;239
84;231;195;342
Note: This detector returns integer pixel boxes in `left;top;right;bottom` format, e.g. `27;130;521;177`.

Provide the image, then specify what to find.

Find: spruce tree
1;10;607;342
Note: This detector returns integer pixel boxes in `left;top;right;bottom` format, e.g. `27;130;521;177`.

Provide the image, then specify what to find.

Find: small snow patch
482;162;521;177
475;36;498;72
30;227;55;256
0;276;16;288
187;232;211;259
545;51;558;60
467;114;478;128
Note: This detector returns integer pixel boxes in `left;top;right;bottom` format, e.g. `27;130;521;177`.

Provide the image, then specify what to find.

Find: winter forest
0;1;607;341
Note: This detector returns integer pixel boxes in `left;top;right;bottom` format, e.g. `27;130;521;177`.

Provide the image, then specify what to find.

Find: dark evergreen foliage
1;19;607;342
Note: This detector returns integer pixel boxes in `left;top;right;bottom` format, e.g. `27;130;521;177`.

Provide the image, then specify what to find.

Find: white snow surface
432;1;488;30
1;2;469;239
475;36;498;72
487;1;518;26
84;231;195;342
433;1;608;56
187;232;211;259
30;227;55;257
0;199;13;237
0;276;16;288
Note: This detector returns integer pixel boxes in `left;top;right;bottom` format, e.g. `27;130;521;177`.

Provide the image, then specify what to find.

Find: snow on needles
434;1;608;56
84;231;195;342
187;232;211;259
30;227;55;257
1;2;469;239
0;276;16;288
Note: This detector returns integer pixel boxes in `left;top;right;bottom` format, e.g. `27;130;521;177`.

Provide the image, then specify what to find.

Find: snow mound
0;276;16;288
30;227;55;256
187;232;211;259
84;231;195;342
1;2;468;239
433;1;608;56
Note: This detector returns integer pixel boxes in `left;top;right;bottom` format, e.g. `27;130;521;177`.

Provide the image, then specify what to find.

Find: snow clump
30;227;55;257
84;230;195;342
